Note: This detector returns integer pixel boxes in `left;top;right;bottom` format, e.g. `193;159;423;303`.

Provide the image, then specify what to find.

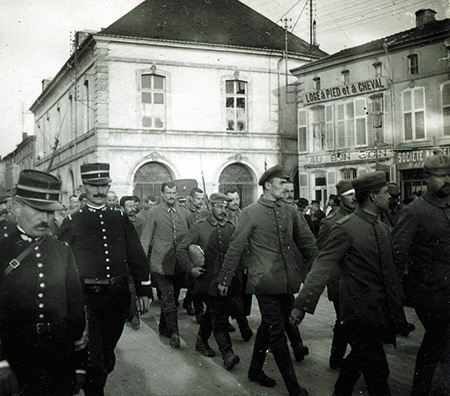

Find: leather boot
165;312;180;348
158;313;170;338
330;324;347;370
286;321;309;362
222;350;240;370
271;340;308;396
248;327;269;381
195;334;215;357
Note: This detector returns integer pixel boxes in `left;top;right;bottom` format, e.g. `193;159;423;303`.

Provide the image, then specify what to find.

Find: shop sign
396;147;450;169
304;77;387;104
307;149;392;165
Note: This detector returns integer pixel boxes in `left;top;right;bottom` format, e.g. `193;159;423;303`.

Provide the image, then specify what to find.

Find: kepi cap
423;153;450;175
210;193;232;205
352;171;387;193
336;180;355;196
258;165;289;186
16;169;63;211
81;163;112;185
0;186;9;204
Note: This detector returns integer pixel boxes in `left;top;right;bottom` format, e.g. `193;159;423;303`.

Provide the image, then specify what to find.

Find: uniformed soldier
316;179;357;370
177;193;241;370
57;163;151;396
0;186;14;236
218;165;318;396
291;171;406;396
393;153;450;396
224;189;242;226
0;169;86;396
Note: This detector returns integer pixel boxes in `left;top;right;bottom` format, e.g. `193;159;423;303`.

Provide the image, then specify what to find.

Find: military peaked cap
336;180;355;196
352;171;387;193
16;169;63;211
423;153;450;175
80;163;112;185
210;193;232;205
258;165;289;186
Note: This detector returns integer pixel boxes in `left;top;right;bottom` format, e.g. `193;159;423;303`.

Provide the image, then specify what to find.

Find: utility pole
281;18;292;89
310;0;313;49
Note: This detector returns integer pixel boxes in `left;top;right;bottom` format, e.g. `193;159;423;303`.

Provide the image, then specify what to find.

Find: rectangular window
442;83;450;136
325;105;334;150
403;87;425;140
226;80;247;131
355;98;367;146
341;70;350;85
336;99;367;148
373;62;382;78
313;77;321;91
312;107;325;152
341;168;357;180
141;74;166;129
370;95;384;144
298;109;307;152
408;54;419;75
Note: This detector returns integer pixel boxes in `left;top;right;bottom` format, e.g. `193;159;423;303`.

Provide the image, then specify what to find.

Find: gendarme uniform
57;163;151;396
0;170;86;396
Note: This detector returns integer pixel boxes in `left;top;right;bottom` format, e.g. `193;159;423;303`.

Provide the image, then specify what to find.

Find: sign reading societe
396;147;450;169
304;77;387;104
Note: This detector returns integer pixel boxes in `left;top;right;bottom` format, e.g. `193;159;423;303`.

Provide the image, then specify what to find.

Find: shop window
141;74;166;129
226;80;247;132
441;82;450;136
341;168;357;180
408;54;419;75
373;62;382;78
298;109;307;152
403;87;425;141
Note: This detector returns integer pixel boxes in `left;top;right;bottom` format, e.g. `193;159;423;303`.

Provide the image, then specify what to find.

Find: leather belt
83;273;127;287
14;319;67;335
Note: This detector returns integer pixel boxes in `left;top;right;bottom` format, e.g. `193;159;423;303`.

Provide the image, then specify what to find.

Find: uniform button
37;263;43;268
100;221;105;225
105;251;109;254
99;215;103;218
39;314;44;319
103;236;107;240
104;244;108;247
38;303;44;309
38;293;44;298
102;229;106;232
106;258;110;262
39;273;44;278
35;246;39;250
36;253;41;258
106;266;110;270
3;233;7;238
40;283;46;288
106;274;111;278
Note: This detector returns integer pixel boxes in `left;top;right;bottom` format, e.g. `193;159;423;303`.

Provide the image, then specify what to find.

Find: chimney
416;9;437;28
22;132;28;141
42;78;53;92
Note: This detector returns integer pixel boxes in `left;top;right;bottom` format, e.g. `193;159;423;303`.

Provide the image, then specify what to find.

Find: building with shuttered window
29;0;325;207
291;9;450;204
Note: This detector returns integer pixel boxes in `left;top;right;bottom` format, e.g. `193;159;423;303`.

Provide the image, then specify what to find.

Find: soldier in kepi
57;163;151;396
218;165;318;396
0;170;86;396
290;171;406;396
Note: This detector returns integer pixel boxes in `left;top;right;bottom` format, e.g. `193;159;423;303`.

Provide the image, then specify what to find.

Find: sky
0;0;448;158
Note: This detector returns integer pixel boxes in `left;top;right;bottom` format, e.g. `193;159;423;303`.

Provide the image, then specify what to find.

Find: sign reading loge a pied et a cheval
304;77;387;104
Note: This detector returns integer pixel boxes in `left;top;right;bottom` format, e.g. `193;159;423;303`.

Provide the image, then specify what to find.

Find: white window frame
336;98;367;149
441;82;450;136
140;73;166;130
402;87;425;141
408;54;419;75
225;80;248;132
298;108;308;153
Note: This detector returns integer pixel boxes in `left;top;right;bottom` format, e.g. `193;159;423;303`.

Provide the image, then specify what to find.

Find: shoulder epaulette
68;214;72;221
336;215;351;225
326;211;337;220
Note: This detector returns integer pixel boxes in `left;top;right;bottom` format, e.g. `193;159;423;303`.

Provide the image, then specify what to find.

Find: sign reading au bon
304;77;387;104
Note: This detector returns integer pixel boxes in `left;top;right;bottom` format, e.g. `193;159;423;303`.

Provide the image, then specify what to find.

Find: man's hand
289;308;306;327
137;296;150;314
190;267;205;278
0;367;17;396
217;284;228;296
74;323;89;351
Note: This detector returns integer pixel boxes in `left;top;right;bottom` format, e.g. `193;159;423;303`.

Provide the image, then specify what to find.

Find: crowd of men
0;155;448;396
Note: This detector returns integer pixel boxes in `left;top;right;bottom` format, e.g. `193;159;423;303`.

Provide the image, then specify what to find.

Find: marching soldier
224;189;242;226
0;170;86;396
291;172;406;396
393;153;450;396
218;165;318;396
57;163;151;396
316;179;357;370
177;193;241;370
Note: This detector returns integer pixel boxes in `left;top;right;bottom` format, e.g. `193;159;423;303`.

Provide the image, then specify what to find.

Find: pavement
105;292;448;396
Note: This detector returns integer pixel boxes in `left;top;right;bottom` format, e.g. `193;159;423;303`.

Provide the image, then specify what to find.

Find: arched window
133;162;173;202
219;163;256;208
